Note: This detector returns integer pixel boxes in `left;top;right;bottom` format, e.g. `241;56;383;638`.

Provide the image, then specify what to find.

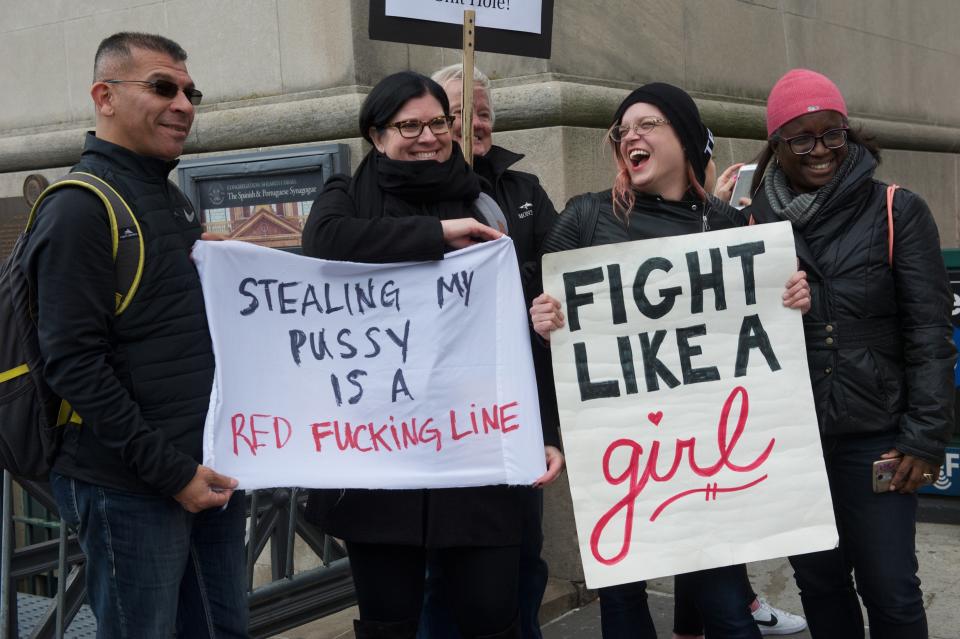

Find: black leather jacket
540;189;746;255
749;151;955;465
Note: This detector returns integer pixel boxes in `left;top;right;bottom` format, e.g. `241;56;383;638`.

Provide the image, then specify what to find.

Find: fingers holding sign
783;270;811;314
441;218;503;250
529;293;564;342
534;445;565;487
174;465;238;513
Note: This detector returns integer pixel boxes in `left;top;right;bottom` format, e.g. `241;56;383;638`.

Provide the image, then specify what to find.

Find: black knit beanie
611;82;711;188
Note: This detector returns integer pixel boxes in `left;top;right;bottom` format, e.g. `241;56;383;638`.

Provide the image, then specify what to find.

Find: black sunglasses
105;79;203;106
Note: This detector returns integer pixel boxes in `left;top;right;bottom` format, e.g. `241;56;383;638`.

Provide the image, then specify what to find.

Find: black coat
301;152;558;547
473;145;558;305
749;153;955;465
20;133;212;496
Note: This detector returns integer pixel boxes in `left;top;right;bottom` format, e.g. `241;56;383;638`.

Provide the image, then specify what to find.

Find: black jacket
473;145;558;304
302;153;559;547
541;189;746;255
749;153;955;465
21;133;213;495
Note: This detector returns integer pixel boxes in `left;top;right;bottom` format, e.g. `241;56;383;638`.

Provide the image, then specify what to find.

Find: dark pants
673;564;756;635
789;432;927;639
418;489;547;639
348;541;521;638
51;472;249;639
599;565;760;639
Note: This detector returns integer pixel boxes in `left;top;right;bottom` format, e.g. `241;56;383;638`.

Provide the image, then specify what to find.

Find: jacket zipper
695;202;709;232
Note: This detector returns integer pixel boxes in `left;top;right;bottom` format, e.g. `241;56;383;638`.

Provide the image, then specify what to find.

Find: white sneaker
751;598;808;636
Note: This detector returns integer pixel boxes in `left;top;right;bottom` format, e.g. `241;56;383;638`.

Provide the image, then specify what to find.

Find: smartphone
872;458;900;492
729;163;757;209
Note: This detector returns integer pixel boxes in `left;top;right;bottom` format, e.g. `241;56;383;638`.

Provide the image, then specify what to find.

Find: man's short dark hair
93;32;188;81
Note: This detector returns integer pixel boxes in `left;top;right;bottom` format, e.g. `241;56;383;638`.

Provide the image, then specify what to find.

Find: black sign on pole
369;0;554;59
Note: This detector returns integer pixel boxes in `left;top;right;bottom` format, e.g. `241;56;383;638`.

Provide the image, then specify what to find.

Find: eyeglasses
609;117;671;142
775;128;848;155
104;79;203;106
384;115;456;139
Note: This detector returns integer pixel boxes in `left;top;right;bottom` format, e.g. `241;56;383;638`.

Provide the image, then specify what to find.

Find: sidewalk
272;520;959;639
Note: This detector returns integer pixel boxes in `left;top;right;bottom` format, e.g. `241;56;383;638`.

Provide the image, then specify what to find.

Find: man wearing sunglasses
20;32;248;638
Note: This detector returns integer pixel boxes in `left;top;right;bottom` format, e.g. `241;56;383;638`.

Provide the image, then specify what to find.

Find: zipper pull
694;201;710;231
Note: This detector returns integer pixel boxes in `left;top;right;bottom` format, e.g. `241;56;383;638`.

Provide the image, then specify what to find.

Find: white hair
431;64;494;124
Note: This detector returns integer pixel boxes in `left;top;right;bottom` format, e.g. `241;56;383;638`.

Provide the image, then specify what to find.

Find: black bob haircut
359;71;449;144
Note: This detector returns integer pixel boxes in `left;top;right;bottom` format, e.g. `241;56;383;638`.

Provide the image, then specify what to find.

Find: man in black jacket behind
418;64;561;639
21;32;248;638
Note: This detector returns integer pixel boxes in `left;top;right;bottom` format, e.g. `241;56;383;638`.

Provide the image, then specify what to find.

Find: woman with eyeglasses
301;71;563;639
745;69;954;639
529;82;810;639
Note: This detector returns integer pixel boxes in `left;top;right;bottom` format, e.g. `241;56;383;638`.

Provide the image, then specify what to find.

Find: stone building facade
2;0;958;581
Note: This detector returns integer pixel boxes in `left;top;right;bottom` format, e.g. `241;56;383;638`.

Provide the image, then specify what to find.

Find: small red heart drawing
648;411;663;426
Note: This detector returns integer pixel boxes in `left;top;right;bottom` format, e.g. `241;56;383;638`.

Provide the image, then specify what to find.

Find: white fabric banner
385;0;542;34
193;238;545;490
542;222;837;589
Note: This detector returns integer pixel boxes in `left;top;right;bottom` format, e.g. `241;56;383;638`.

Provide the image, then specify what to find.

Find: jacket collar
750;186;824;280
474;145;524;180
81;131;180;180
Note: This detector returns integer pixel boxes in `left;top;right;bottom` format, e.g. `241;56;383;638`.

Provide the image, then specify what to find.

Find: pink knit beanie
766;69;847;137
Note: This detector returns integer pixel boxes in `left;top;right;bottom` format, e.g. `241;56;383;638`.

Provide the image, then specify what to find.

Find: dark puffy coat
20;133;212;496
749;152;955;465
302;157;559;548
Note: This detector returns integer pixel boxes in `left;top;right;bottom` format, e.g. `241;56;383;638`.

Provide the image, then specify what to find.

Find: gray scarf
764;143;862;229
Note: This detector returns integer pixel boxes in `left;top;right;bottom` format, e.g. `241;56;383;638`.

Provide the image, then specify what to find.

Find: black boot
352;618;418;639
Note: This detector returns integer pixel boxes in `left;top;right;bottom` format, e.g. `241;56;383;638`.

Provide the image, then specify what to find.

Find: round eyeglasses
776;128;848;155
609;117;671;142
384;115;456;139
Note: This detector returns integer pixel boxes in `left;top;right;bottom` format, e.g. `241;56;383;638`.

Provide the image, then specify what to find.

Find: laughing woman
301;71;563;639
529;82;811;639
747;69;954;639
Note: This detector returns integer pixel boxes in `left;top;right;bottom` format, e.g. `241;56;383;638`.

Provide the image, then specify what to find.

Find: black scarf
348;143;482;220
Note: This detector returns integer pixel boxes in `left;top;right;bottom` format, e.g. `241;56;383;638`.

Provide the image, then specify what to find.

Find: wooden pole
461;10;476;166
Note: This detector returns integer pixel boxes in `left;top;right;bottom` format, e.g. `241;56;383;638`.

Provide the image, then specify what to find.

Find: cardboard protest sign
369;0;554;58
542;222;837;589
193;238;545;490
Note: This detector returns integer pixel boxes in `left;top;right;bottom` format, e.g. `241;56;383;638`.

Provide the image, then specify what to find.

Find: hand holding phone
873;455;937;493
872;458;900;492
729;163;757;209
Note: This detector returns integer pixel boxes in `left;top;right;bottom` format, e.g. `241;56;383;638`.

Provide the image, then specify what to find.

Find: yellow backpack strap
26;172;146;429
27;172;144;315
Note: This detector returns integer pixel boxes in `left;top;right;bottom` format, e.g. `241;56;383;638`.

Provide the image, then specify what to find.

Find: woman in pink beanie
748;69;953;639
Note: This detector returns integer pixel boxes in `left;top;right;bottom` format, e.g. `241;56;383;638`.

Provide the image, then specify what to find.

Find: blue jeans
789;432;927;639
418;490;546;639
51;472;249;638
599;565;759;639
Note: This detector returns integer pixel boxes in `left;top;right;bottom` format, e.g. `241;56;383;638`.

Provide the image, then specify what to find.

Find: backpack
0;172;144;481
